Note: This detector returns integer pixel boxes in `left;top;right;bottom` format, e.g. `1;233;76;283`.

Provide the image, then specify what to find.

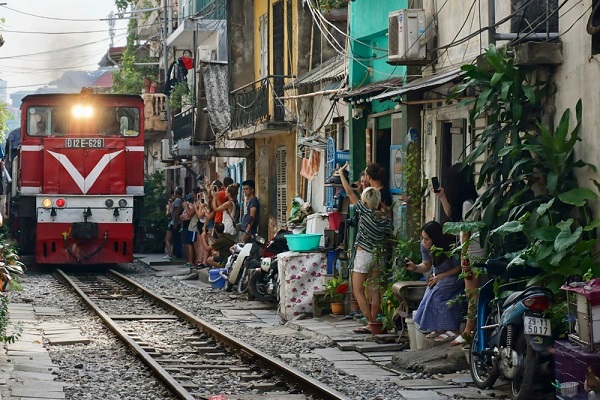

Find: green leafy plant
450;44;600;292
136;171;168;253
323;277;348;303
314;0;350;13
169;82;191;110
380;284;399;331
391;237;422;282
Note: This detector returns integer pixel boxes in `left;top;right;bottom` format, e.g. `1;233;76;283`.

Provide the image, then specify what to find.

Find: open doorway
437;119;467;222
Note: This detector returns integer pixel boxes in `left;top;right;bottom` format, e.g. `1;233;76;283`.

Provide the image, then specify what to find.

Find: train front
17;93;145;264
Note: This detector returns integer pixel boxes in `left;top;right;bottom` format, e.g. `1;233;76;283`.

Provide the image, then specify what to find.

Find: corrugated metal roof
369;68;464;101
284;55;346;90
335;77;405;100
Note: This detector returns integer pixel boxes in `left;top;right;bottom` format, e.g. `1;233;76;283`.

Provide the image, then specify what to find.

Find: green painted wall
348;0;408;89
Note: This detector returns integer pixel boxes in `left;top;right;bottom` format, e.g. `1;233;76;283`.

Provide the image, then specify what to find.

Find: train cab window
100;107;140;137
51;107;69;136
27;107;50;136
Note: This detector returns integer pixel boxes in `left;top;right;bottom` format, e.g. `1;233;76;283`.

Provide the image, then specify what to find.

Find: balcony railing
229;75;292;131
173;106;195;141
142;93;167;132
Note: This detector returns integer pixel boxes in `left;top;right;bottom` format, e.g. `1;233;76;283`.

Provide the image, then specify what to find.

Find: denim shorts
353;248;376;274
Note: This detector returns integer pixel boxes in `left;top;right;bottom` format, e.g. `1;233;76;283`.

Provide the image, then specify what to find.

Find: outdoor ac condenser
388;9;427;65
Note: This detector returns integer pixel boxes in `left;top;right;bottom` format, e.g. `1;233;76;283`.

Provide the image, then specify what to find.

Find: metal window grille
276;146;287;226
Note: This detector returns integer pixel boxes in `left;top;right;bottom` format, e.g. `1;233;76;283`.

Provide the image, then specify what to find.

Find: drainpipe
488;0;496;46
163;0;174;159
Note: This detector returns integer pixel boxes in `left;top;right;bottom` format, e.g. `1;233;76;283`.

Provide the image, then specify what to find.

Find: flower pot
368;321;383;335
330;302;344;315
349;299;360;312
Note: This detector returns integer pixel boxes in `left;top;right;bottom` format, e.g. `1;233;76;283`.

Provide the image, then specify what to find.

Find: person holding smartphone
434;164;486;347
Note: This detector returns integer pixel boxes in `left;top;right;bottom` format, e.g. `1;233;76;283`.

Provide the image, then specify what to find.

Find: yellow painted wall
255;133;297;238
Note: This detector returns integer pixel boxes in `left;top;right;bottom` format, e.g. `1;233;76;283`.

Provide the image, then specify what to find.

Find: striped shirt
354;201;392;253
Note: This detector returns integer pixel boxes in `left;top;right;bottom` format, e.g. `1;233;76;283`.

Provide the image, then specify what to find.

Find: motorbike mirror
255;235;266;245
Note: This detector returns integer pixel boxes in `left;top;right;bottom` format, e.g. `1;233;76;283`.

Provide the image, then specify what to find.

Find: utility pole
163;0;174;158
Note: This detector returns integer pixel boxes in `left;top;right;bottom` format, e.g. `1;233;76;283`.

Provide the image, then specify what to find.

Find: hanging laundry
300;158;313;181
177;57;188;83
309;150;321;178
181;50;194;70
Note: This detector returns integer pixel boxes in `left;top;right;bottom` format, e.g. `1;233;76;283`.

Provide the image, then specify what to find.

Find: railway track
55;269;350;400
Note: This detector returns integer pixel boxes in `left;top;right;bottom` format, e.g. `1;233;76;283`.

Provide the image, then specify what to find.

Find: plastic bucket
406;318;418;350
414;321;425;350
208;268;228;289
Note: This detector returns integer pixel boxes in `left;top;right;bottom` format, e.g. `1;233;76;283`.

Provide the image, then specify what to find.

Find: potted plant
323;277;348;315
169;82;190;110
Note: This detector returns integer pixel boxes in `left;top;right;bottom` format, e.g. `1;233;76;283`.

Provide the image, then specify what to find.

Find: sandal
353;327;371;334
434;331;458;342
450;332;472;347
425;331;441;339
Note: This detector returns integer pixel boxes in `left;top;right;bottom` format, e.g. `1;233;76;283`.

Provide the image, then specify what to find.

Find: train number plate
524;316;552;336
65;138;104;148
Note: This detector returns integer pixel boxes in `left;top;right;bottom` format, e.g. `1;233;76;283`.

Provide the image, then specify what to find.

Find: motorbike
469;258;555;399
249;229;291;302
224;234;265;294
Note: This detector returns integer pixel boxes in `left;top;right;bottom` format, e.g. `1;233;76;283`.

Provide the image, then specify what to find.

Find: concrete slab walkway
0;303;89;400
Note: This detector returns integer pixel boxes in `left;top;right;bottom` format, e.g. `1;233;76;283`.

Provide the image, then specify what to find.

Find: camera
403;258;410;267
200;198;205;203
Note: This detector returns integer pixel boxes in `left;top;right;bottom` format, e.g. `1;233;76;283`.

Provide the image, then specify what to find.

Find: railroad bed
56;269;349;400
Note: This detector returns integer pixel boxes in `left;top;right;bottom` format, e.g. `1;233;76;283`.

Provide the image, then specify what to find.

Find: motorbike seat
502;290;524;307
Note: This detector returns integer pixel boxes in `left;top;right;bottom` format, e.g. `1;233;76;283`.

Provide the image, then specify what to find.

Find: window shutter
276;146;287;226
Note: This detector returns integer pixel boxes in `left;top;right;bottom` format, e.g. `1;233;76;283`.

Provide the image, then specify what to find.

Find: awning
335;77;405;101
283;55;346;90
370;68;464;102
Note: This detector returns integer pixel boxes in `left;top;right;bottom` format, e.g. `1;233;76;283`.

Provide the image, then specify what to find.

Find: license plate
524;316;552;336
65;138;104;148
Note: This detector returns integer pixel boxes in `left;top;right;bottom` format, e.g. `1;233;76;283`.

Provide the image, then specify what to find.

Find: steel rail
108;269;351;400
55;269;196;400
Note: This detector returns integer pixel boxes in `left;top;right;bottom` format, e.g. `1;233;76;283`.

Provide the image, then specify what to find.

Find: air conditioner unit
197;45;215;62
388;9;427;65
161;138;173;161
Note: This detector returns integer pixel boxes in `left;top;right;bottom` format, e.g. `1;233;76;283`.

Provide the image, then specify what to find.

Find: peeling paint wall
554;0;600;215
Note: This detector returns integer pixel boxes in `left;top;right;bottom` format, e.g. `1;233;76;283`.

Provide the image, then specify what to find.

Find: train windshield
27;106;140;137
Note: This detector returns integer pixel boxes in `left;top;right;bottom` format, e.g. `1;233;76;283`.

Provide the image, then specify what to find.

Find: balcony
173;106;195;142
142;94;167;140
228;76;293;139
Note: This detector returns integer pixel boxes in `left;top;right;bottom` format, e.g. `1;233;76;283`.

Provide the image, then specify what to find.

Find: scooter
224;234;265;294
469;258;555;399
249;229;290;302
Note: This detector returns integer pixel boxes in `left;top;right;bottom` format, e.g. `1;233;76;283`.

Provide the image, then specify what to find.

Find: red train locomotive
12;91;145;264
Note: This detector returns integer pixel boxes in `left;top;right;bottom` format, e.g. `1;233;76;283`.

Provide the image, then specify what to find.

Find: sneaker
184;263;193;268
162;255;171;259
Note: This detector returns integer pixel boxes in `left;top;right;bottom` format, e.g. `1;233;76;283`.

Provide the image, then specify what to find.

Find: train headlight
118;199;128;208
55;198;66;208
42;198;52;208
105;199;114;208
72;105;94;118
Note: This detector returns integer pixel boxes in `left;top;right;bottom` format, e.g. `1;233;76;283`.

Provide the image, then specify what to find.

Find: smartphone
213;185;218;192
431;176;440;193
403;258;410;267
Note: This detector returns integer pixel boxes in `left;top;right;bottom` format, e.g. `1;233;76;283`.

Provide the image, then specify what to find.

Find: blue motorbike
470;258;555;399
